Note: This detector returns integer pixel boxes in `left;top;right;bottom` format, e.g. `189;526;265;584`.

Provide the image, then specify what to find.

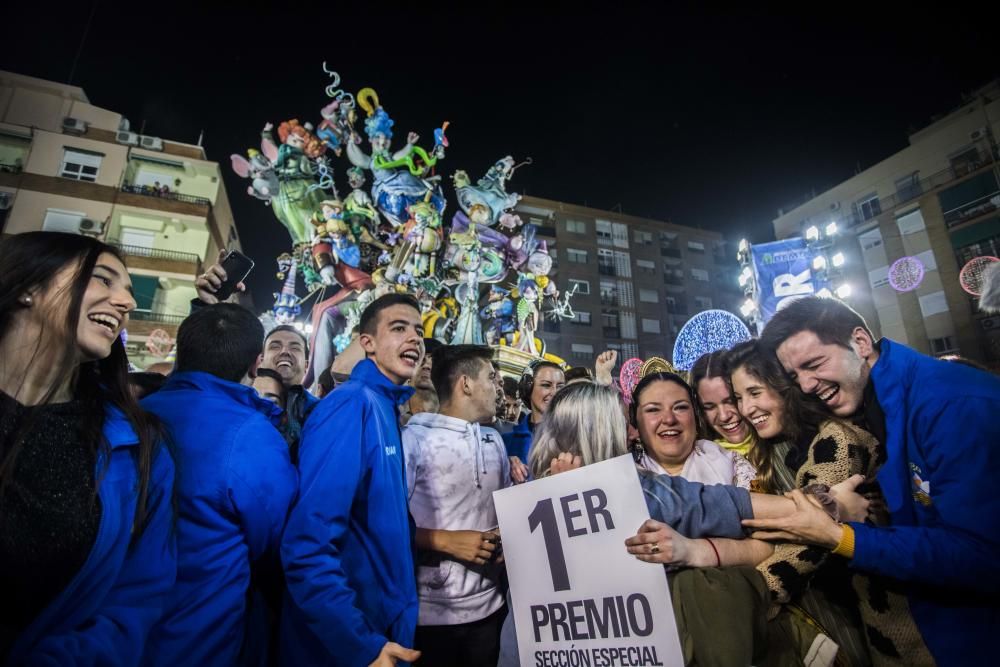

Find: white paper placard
493;454;682;666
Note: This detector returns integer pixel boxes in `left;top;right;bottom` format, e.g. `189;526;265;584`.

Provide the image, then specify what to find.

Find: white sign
494;455;682;667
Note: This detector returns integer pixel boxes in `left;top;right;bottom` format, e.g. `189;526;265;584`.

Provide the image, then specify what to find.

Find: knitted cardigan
756;419;933;666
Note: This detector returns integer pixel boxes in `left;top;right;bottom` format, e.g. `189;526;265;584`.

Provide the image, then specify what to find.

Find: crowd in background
1;231;999;667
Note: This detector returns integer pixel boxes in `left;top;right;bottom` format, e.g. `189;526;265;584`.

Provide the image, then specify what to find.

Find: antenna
68;0;99;85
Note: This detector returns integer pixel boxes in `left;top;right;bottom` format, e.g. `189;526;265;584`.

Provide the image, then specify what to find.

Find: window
571;343;594;360
694;296;713;310
567;278;590;295
857;194;882;221
572;310;592;325
620;312;637;339
949;147;982;176
567;248;588;263
687;240;706;253
601;309;620;338
639;288;659;303
120;228;156;255
596;220;613;244
613;251;632;278
690;268;710;281
930;336;958;355
633;230;653;245
611;222;629;248
600;280;617;305
566;219;587;234
859;228;883;252
641;318;661;334
616;280;634;308
60;148;103;182
42;209;85;234
598;248;615;275
665;295;687;315
663;268;684;285
636;259;656;274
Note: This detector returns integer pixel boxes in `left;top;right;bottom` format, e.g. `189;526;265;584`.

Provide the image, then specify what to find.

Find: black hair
254;367;288;403
0;232;162;535
431;344;493;404
359;293;420;336
265;324;310;357
128;372;167;399
502;376;519;398
174;303;264;383
564;366;594;383
316;367;335;396
760;296;873;353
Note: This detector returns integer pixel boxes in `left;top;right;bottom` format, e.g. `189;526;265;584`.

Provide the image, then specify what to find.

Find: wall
25;130;128;187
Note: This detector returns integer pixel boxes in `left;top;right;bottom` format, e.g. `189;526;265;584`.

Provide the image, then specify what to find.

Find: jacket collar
160;370;283;423
351;359;415;406
103;404;140;449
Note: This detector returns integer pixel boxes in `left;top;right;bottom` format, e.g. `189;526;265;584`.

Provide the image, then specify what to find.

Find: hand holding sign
494;455;683;666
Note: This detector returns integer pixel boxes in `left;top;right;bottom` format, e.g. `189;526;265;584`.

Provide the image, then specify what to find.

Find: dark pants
414;605;506;667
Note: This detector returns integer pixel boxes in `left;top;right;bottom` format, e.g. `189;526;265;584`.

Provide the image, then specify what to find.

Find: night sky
3;3;996;308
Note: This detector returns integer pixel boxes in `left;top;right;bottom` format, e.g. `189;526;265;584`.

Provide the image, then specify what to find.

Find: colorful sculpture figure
230;148;278;201
272;253;302;324
514;277;541;356
454;156;523;226
346;88;447;227
384;197;443;283
479;286;515;346
262;120;330;245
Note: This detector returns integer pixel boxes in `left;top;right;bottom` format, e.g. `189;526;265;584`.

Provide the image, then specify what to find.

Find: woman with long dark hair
0;232;176;665
690;351;754;454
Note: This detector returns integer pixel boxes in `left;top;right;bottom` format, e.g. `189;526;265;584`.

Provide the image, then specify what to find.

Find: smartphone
216;250;254;301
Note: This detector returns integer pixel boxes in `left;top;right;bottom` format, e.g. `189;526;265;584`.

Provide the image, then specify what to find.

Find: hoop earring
20;295;33;306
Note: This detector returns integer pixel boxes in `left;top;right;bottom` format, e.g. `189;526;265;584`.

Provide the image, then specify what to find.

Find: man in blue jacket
281;293;425;667
747;296;1000;666
141;303;298;666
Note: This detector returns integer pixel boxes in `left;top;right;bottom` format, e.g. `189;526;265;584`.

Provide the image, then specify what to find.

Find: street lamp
738;266;753;287
825;222;838;237
831;252;845;268
739;298;756;317
805;226;820;242
812;256;827;271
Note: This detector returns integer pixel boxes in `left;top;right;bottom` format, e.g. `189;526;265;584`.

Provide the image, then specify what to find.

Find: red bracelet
705;538;721;567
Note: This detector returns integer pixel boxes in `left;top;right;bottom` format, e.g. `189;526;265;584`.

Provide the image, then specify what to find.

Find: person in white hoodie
402;344;511;667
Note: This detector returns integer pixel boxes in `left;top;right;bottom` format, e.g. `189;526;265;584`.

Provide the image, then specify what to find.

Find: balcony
110;241;201;276
660;247;682;258
118;183;211;217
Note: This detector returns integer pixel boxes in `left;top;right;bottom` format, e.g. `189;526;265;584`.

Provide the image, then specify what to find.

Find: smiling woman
0;232;176;665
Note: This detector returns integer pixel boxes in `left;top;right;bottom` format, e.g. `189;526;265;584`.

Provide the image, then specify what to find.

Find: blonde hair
529;382;629;479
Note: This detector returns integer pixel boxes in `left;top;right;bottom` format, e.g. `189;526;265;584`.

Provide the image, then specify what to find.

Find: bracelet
705;538;721;567
832;524;856;559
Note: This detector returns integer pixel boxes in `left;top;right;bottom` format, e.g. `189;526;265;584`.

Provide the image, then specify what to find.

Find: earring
20;295;32;306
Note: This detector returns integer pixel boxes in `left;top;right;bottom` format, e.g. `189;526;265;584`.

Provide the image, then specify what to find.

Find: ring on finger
649;543;660;554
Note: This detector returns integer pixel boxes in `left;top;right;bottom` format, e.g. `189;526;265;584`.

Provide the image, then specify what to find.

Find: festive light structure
672;310;752;371
888;256;925;292
960;256;1000;296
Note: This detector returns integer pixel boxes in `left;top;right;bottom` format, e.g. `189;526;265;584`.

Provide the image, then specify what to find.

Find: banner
750;237;829;329
493;455;682;667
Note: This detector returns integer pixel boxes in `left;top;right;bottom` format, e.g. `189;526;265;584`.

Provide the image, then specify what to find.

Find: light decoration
960;256;1000;295
812;256;827;271
825;222;838;236
672;309;752;371
738;266;753;287
835;283;852;299
831;252;845;267
739;298;756;317
618;358;643;404
805;226;820;242
888;256;925;292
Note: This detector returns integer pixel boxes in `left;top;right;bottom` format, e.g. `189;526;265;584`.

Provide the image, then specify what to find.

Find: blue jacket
280;359;417;666
141;372;297;666
850;339;1000;665
8;406;176;667
500;413;532;462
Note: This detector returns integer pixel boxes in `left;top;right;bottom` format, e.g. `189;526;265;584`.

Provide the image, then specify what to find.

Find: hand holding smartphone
196;249;254;303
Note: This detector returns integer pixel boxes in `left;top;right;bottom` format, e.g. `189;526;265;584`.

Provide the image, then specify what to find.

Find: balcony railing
841;147;1000;228
0;161;24;174
121;183;211;207
109;241;201;265
130;309;186;325
943;192;1000;227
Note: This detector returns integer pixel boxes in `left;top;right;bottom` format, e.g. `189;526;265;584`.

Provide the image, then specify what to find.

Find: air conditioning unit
981;316;1000;331
0;192;12;210
829;202;841;211
970;127;988;142
140;135;164;151
78;218;106;236
62;117;89;135
116;131;139;146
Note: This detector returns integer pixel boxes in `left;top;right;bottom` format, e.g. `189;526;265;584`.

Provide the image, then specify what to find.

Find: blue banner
750;238;830;329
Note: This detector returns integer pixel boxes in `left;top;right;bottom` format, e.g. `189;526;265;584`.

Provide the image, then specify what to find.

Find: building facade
515;196;742;368
771;80;1000;366
0;70;246;368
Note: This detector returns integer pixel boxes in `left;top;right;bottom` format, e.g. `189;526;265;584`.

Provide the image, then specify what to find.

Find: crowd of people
1;231;998;667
